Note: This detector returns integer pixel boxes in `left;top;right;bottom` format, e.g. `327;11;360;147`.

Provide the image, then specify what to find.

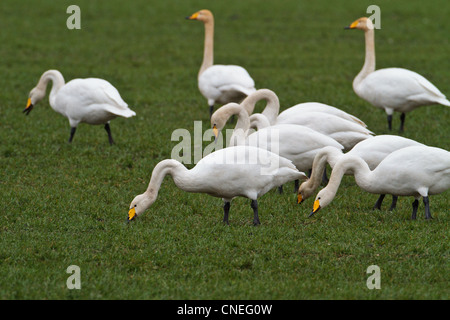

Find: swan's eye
134;204;137;207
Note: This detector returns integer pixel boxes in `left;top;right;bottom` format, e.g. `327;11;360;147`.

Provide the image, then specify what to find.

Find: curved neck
241;89;280;124
353;28;376;90
249;113;271;130
230;106;251;146
302;147;343;196
199;18;214;77
145;159;198;197
327;155;373;197
37;70;65;105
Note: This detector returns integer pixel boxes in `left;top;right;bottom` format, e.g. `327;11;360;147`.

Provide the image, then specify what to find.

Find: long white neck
36;70;65;106
249;113;271;130
144;159;201;199
241;89;280;125
301;147;343;197
230;106;251;146
353;27;376;91
199;18;214;77
328;155;373;198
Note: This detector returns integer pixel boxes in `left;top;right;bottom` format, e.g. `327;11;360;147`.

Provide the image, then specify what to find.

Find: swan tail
437;98;450;107
350;115;368;127
103;105;136;118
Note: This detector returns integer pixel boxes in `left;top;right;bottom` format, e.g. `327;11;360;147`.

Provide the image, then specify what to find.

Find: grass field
0;0;448;300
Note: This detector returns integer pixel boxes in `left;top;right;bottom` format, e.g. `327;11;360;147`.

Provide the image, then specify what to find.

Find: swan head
297;179;314;205
345;17;374;31
24;87;46;115
127;192;157;222
186;9;213;23
210;102;242;138
309;188;334;217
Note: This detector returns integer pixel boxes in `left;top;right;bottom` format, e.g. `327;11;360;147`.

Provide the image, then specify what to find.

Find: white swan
271;111;373;151
309;146;450;219
238;89;373;150
346;17;450;131
186;9;256;118
127;145;307;225
298;135;425;210
211;103;344;192
240;89;368;128
24;69;136;145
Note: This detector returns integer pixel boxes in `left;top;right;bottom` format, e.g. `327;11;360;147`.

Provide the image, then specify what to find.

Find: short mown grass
0;0;448;299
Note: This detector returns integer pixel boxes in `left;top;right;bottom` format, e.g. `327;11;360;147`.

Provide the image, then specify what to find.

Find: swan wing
359;68;449;108
64;79;131;108
57;78;136;119
246;124;344;171
196;146;306;199
373;146;450;195
278;103;367;127
350;135;425;169
199;65;256;102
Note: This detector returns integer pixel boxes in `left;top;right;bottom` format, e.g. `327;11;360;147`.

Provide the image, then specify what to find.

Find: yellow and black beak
345;19;359;30
212;124;219;141
23;98;33;115
186;12;199;20
297;193;303;205
128;207;137;222
309;199;321;217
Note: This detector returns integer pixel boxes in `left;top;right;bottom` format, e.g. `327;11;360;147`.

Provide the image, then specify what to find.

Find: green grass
0;0;449;299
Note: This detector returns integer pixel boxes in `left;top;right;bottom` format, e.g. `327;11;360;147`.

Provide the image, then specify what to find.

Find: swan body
247;124;345;173
347;17;450;131
298;135;425;209
211;103;344;173
24;70;135;145
238;89;373;150
240;89;368;128
272;111;374;150
277;103;367;127
128;145;307;225
187;9;256;117
310;146;450;219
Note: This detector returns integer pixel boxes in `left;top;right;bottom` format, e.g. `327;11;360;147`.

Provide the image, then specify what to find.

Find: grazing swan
298;135;425;210
24;69;136;145
309;146;450;220
238;89;373;150
268;111;373;151
211;103;344;192
240;89;368;128
346;17;450;131
127;145;307;225
186;9;256;118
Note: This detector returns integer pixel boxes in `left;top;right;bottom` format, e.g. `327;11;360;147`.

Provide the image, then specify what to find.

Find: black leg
278;185;283;194
104;123;115;145
373;194;386;210
209;105;214;119
387;114;393;131
423;196;433;220
293;179;299;193
411;199;419;220
399;113;406;132
250;200;260;226
388;195;398;211
69;127;77;143
223;201;230;225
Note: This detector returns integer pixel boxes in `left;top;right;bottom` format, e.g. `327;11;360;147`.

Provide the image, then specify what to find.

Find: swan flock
19;9;448;224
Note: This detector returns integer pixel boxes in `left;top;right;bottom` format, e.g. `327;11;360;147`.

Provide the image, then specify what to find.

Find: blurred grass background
0;0;448;299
